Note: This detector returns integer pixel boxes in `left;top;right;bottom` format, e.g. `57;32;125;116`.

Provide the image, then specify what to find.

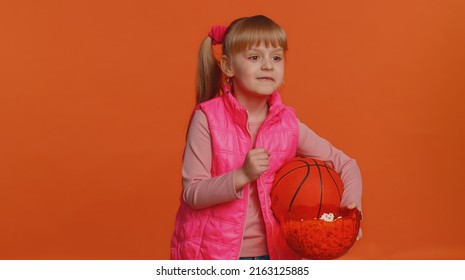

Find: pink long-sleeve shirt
182;110;362;257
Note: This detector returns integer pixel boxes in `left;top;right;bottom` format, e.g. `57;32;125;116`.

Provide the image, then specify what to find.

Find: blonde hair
196;15;288;104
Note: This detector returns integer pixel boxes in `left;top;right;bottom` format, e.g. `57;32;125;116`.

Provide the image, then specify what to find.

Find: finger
356;228;363;241
250;148;269;156
249;153;269;162
258;164;269;172
347;202;357;209
256;158;269;166
250;148;265;154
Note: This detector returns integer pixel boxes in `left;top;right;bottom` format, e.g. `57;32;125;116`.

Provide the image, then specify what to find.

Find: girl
171;15;362;260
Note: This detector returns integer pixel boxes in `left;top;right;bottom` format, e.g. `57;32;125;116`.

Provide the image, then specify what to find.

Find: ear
220;55;234;78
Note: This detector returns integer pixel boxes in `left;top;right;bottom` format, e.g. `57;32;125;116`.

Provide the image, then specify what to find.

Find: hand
241;148;270;181
234;148;270;189
347;202;363;241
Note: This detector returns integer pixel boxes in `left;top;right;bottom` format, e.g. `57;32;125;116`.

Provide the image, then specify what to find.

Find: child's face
228;42;285;98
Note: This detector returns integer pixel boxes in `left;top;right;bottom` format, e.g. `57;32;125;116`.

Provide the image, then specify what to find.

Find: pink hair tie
208;25;228;45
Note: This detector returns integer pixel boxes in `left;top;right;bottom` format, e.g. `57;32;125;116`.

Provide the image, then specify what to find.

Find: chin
254;86;279;95
253;91;274;97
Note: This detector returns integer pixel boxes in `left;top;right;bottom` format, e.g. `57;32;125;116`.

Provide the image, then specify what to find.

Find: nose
261;58;273;71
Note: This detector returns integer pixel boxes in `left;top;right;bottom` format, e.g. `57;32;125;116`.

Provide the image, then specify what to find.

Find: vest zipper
237;113;253;260
259;177;281;260
238;183;250;259
242;109;282;259
254;123;281;260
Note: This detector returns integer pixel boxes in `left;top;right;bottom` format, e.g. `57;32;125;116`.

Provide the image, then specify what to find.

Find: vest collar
222;86;286;127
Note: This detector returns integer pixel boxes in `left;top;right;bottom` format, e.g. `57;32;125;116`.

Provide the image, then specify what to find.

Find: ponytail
196;37;223;105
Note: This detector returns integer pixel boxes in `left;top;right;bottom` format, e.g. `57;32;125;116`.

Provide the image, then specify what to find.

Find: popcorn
319;213;342;222
320;213;334;222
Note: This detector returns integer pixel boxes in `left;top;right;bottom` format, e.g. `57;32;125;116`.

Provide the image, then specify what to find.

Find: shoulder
284;105;297;117
297;120;319;139
187;110;210;138
191;109;208;126
197;95;224;111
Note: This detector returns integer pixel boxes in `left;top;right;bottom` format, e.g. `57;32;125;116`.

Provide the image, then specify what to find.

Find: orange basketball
271;157;361;259
271;157;343;221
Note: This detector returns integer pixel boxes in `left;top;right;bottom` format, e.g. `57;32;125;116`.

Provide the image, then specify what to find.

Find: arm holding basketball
234;148;270;191
297;121;363;210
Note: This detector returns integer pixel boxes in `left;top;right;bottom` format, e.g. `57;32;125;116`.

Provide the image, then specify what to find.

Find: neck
233;91;270;123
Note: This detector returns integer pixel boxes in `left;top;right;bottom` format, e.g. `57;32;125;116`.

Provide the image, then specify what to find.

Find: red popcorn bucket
281;207;361;259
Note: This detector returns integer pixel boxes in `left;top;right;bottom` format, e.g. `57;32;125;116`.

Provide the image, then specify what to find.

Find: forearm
338;159;363;210
183;171;242;209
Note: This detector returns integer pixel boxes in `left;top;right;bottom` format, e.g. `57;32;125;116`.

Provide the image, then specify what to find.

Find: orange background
1;0;464;259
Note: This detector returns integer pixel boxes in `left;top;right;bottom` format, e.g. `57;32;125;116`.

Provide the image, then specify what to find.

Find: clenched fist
234;148;270;191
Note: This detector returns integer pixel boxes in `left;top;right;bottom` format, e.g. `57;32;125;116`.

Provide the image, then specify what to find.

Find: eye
272;55;283;62
248;55;260;61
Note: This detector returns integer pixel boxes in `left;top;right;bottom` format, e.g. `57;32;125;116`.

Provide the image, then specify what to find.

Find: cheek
235;68;254;81
275;67;285;79
279;66;286;78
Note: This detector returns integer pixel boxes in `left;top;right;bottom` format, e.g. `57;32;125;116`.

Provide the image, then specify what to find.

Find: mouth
257;77;275;81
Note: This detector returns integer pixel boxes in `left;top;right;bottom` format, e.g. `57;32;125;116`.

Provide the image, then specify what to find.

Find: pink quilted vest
171;91;300;259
